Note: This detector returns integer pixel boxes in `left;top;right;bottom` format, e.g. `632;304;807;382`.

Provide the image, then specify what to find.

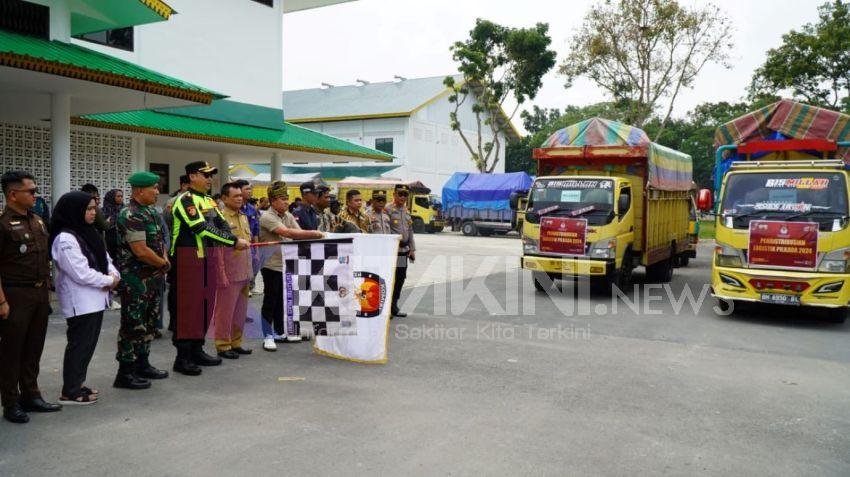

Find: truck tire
647;245;675;283
412;217;426;234
616;249;635;290
716;298;736;315
678;255;690;267
532;272;554;292
461;221;477;236
825;307;848;323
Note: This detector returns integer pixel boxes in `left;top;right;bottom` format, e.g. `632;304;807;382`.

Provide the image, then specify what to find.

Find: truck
520;117;693;292
335;177;446;233
442;172;532;236
707;99;850;322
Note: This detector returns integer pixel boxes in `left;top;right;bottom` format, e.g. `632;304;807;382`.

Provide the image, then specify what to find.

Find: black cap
185;161;218;175
395;183;411;193
299;181;316;194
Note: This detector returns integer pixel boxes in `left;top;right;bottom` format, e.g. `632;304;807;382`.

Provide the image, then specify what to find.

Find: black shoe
232;347;253;355
173;358;202;376
135;362;169;380
3;404;29;423
113;372;151;390
192;350;222;366
19;397;62;413
392;311;408;318
217;350;240;360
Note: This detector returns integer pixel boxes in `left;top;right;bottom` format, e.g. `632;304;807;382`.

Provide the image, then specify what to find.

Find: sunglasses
397;192;409;197
13;187;38;196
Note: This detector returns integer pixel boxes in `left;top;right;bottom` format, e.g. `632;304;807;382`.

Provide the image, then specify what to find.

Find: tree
750;1;850;111
520;106;562;134
446;19;556;173
559;0;733;139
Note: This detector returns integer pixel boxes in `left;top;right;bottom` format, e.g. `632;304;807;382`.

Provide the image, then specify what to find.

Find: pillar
49;0;71;42
50;93;71;204
271;152;282;182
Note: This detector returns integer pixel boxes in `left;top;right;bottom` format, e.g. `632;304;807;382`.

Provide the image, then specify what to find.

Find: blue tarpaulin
442;172;532;219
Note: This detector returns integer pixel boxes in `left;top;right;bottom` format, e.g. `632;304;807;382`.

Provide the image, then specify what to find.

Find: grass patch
699;219;715;239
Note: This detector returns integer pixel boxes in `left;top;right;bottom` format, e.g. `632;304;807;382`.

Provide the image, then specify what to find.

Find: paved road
1;235;848;476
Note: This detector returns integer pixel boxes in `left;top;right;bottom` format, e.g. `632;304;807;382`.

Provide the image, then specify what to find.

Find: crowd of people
0;161;416;424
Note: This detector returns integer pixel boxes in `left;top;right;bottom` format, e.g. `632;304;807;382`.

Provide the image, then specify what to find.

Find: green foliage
750;0;850;111
560;0;733;138
446;19;557;173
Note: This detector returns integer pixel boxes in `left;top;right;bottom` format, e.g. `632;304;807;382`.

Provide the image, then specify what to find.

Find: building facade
283;75;519;192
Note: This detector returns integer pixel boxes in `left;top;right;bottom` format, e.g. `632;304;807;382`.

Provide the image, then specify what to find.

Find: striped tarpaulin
541;118;692;191
714;100;850;160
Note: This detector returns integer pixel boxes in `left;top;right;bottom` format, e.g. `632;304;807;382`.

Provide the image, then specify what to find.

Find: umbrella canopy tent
713;99;850;191
538;118;692;192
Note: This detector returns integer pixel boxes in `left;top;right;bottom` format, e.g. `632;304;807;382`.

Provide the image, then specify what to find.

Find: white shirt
51;232;119;318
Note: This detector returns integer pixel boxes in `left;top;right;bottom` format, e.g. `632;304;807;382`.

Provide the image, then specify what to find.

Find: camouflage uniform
116;198;166;364
317;207;340;233
366;207;392;234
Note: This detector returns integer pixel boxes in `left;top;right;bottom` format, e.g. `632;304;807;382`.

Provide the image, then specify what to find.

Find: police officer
385;184;416;318
0;171;61;423
366;190;392;234
292;181;320;230
169;161;249;376
114;172;170;390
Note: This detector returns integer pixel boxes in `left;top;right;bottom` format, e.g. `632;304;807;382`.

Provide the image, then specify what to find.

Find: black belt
3;280;46;288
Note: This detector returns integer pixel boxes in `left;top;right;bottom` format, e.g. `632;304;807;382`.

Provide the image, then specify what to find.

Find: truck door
617;184;636;260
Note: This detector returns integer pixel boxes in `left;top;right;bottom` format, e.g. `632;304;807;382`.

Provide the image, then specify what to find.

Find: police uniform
292;181;321;231
366;190;392;234
115;172;170;388
0;196;53;418
168;161;238;375
385;184;416;317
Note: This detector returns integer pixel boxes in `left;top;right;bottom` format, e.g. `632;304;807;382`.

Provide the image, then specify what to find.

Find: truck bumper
431;220;446;228
711;266;850;308
522;255;614;277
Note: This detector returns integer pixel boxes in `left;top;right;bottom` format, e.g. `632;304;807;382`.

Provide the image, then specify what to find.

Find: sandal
81;386;99;397
58;393;98;406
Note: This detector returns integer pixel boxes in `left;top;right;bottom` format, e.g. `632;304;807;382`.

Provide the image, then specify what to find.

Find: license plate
760;293;800;305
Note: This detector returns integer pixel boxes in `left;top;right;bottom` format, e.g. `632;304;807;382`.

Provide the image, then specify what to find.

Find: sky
283;0;825;133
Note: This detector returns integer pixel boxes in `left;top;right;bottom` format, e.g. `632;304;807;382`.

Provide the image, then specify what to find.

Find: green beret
128;171;160;187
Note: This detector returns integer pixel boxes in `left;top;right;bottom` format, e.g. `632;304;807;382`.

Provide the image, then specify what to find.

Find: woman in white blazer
50;191;120;405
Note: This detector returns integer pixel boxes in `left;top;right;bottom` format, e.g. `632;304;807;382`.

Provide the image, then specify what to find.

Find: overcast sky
283;0;824;133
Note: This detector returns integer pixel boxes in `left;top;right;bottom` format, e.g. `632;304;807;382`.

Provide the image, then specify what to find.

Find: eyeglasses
12;187;38;196
396;192;409;197
202;172;213;178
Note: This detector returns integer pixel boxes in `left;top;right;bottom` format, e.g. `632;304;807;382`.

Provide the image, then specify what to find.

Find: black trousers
391;252;409;314
62;311;103;398
0;287;49;408
260;268;285;336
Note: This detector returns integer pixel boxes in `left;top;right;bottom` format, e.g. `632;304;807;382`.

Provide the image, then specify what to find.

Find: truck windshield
720;172;849;231
528;178;615;225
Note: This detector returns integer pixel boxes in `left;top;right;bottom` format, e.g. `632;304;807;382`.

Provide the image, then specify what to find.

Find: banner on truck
748;220;818;269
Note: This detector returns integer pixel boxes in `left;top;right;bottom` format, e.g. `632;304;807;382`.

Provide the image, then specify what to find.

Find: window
414;196;430;209
0;1;49;39
76;27;133;51
375;138;393;155
250;0;274;6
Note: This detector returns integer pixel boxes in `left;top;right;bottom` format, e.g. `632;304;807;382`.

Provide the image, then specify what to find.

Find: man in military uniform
114;172;171;390
338;189;370;233
169;161;249;376
0;171;61;423
366;189;392;234
385;184;416;318
292;181;320;230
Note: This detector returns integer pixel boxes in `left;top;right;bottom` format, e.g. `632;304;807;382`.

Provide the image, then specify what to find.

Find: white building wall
71;0;284;109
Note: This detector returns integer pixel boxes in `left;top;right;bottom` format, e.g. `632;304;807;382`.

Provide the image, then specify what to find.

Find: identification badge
19;243;27;254
24;233;30;240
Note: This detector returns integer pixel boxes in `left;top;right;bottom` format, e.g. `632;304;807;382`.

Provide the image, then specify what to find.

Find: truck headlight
589;239;616;259
523;237;538;253
819;247;850;273
715;242;743;268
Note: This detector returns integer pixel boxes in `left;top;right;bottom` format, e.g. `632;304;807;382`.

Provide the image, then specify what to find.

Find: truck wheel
532;272;553;292
678;255;690;267
461;221;477;236
647;246;674;283
412;218;426;234
716;298;736;315
825;307;848;323
616;250;634;290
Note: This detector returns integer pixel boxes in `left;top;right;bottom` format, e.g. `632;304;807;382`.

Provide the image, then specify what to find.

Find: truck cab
522;175;640;292
711;160;850;322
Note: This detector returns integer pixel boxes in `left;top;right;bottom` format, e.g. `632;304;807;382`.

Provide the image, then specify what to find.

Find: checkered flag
283;239;356;337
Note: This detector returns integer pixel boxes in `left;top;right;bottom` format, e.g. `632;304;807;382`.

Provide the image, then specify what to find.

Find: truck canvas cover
441;172;533;213
540;117;692;191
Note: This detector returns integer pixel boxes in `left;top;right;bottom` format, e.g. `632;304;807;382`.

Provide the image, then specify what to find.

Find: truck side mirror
617;193;631;215
509;192;519;211
697;189;713;211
